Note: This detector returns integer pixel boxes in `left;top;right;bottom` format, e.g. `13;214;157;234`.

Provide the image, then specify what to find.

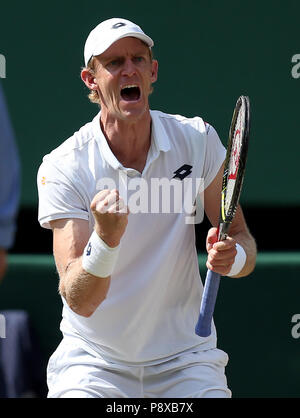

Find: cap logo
112;22;126;29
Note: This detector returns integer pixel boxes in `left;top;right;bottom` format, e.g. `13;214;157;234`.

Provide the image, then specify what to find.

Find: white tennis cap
84;18;154;66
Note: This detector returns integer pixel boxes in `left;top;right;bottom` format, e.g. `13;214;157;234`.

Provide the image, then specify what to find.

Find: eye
133;56;144;64
110;59;119;66
106;58;122;69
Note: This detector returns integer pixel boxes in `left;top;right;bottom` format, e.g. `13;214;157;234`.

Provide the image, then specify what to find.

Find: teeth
122;85;138;89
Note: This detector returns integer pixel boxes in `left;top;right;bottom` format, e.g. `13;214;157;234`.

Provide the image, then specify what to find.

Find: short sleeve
37;160;89;229
202;123;226;189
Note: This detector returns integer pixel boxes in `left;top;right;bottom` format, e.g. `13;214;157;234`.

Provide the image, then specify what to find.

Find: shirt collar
150;110;171;153
92;110;171;171
92;111;122;170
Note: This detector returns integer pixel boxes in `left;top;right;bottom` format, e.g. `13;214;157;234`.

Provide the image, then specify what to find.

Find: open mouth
120;85;141;102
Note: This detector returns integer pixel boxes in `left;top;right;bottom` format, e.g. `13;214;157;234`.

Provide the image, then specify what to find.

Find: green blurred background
0;0;299;398
1;0;299;207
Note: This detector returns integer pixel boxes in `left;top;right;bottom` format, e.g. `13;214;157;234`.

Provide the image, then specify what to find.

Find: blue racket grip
195;269;221;337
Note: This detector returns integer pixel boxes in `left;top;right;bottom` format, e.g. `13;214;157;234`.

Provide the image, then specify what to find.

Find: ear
81;69;98;90
150;59;158;84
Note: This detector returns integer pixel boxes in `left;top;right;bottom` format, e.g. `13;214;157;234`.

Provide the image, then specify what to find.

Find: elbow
58;272;110;318
66;295;107;318
71;305;95;318
67;299;96;318
58;282;95;318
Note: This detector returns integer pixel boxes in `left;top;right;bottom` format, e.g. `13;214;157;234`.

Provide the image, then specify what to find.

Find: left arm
204;162;257;278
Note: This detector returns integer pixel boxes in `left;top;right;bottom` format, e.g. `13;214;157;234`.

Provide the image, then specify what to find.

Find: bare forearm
51;191;128;317
59;257;111;317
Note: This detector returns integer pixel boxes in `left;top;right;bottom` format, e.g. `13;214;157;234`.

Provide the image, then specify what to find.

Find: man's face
92;37;158;123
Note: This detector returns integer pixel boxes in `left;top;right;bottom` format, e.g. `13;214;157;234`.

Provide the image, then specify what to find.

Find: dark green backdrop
1;0;300;399
1;0;299;207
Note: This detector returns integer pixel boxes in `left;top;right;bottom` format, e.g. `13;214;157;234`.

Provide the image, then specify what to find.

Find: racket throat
218;222;229;241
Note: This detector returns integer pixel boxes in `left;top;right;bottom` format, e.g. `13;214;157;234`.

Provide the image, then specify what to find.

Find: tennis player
37;18;256;398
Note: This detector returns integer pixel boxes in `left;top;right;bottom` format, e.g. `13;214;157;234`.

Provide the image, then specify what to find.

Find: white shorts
47;337;231;398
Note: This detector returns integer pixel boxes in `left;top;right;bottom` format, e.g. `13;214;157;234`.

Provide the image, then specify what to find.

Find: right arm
51;189;128;317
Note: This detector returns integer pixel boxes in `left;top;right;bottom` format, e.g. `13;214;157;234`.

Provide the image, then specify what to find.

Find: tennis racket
195;95;250;337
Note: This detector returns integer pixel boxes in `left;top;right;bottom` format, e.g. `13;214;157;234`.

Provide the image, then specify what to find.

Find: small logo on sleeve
41;176;46;185
86;242;92;256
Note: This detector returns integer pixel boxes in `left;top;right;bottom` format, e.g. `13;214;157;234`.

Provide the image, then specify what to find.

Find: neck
100;111;152;172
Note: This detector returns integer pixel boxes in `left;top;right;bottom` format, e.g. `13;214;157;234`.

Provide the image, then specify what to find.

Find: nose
121;58;136;77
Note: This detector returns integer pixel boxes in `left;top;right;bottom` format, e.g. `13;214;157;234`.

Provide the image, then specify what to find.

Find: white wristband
82;231;120;278
227;243;247;277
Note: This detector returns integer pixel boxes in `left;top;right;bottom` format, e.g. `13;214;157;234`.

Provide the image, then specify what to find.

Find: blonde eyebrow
101;47;149;62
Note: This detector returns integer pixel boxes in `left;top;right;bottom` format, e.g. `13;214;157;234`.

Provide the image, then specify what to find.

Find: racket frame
195;95;250;337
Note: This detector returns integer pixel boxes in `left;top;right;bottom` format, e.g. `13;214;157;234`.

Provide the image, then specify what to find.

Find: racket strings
224;103;246;217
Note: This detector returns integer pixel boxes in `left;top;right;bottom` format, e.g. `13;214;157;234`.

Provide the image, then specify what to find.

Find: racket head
219;96;250;238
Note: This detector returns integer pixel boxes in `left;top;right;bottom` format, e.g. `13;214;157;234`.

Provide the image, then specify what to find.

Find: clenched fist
90;189;129;248
206;227;237;276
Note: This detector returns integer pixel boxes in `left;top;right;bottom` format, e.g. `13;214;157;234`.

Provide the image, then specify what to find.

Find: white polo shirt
37;110;226;365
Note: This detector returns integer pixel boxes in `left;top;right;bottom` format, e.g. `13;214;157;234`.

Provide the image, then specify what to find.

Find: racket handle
195;270;221;337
